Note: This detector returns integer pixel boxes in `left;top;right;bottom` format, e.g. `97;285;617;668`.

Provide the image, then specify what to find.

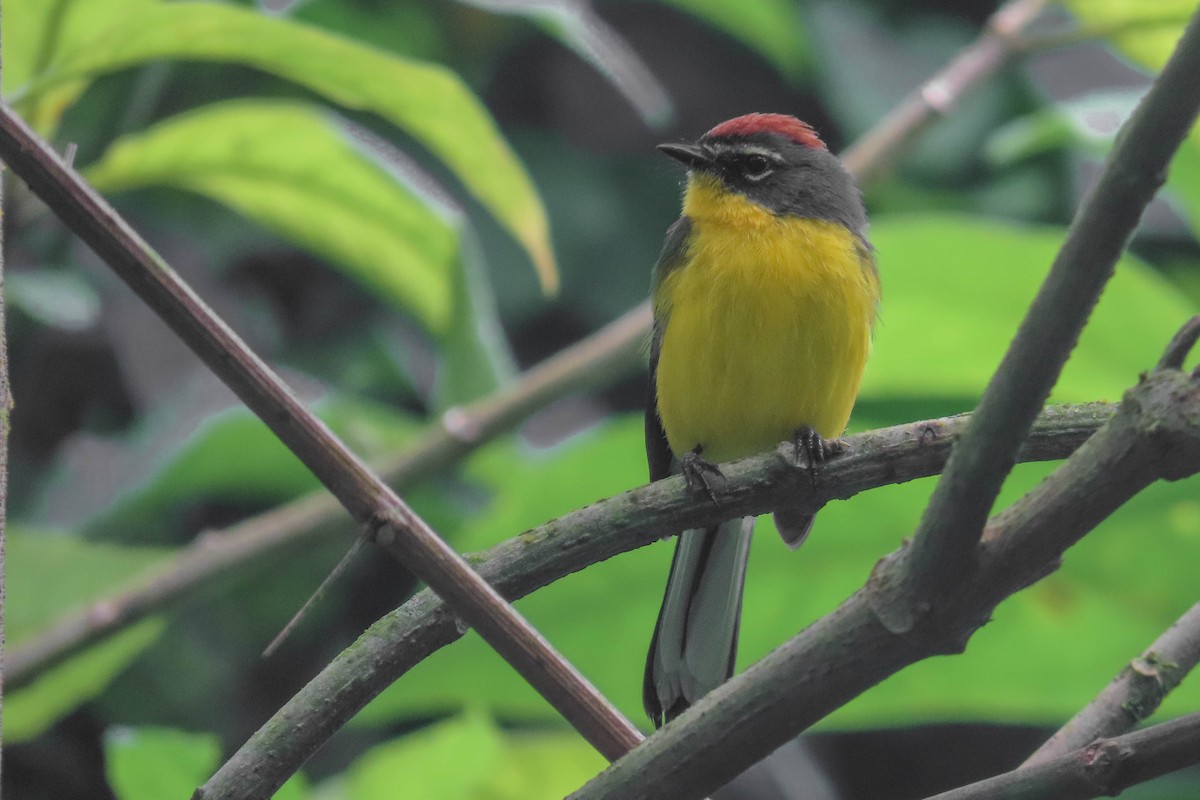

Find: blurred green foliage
4;0;1200;798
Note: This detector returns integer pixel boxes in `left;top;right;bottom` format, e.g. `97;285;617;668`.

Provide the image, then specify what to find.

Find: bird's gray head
658;113;867;235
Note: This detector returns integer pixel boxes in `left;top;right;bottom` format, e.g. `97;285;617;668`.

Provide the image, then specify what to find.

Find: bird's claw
790;427;845;490
681;447;723;505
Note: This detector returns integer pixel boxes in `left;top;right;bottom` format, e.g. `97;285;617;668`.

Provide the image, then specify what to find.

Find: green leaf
860;216;1198;405
106;726;221;800
344;712;602;800
57;393;421;539
2;0;157;131
86;100;458;330
6;527;173;741
1065;0;1194;72
657;0;809;80
7;267;101;331
348;712;503;800
17;0;557;291
7;620;166;743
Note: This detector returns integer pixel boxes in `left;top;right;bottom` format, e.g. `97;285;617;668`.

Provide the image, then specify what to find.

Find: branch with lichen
197;402;1111;799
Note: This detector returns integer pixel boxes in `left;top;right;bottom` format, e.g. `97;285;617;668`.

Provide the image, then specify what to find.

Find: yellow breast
654;176;879;463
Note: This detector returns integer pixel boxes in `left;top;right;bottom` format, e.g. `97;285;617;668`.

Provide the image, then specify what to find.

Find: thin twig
5;302;650;687
0;104;644;761
879;6;1200;632
197;403;1112;799
1023;602;1200;766
840;0;1051;184
570;321;1200;800
921;711;1200;800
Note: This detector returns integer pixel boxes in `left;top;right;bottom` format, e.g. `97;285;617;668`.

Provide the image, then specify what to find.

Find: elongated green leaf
2;0;157;131
87;100;458;329
16;0;556;290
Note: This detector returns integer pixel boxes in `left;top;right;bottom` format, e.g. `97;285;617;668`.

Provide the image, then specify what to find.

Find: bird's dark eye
743;154;773;180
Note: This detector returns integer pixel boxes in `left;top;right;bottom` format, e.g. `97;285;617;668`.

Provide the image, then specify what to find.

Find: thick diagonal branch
0;105;644;763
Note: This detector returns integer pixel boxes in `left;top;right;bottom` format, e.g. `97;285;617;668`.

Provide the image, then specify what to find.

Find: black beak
657;142;711;170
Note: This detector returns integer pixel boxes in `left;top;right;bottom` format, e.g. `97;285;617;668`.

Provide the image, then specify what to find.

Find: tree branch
1023;601;1200;766
5;302;651;688
198;403;1110;799
878;5;1200;632
570;320;1200;800
0;106;644;760
922;711;1200;800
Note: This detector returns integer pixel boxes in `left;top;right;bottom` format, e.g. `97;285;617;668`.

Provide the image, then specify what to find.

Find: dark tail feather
644;517;753;727
773;508;816;550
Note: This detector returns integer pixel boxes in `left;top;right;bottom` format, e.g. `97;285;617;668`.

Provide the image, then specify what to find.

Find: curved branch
198;403;1110;799
571;326;1200;800
1024;601;1200;766
923;711;1200;800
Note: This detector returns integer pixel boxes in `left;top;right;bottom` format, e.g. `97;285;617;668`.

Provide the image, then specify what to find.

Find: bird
643;113;879;727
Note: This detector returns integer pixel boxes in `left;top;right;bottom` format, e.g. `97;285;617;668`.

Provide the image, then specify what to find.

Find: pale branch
198;403;1111;800
1024;602;1200;767
0;105;644;761
921;711;1200;800
569;321;1200;800
5;302;651;688
840;0;1051;183
883;6;1200;629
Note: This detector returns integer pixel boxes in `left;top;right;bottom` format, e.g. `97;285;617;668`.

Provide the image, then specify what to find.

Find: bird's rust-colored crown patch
705;113;826;150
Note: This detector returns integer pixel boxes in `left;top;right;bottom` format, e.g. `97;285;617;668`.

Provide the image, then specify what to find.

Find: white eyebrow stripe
707;142;785;163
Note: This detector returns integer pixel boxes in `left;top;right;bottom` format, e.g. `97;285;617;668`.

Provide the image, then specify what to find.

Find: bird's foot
680;446;723;505
789;427;845;490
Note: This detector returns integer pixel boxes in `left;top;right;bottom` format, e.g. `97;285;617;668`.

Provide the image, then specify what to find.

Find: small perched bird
644;113;880;727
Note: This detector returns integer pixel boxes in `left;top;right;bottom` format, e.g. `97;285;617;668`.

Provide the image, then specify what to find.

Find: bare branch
199;403;1110;799
569;322;1200;800
0;105;643;761
881;6;1200;631
922;711;1200;800
1024;602;1200;766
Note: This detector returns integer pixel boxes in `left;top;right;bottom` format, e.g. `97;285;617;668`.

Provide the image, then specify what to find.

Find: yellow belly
654;190;878;464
